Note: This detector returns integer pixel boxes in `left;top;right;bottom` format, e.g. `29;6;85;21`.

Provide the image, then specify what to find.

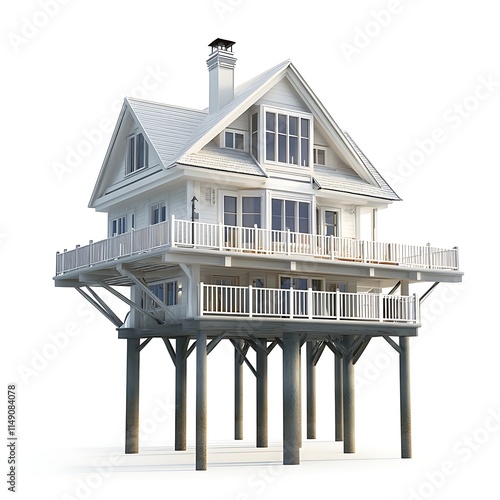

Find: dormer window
264;110;310;167
224;130;245;150
126;132;149;174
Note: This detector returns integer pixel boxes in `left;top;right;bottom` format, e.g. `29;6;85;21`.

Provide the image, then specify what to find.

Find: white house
54;39;462;470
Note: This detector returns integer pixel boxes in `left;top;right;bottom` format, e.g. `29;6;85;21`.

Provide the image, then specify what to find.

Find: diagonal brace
162;338;177;365
230;339;257;377
75;287;122;328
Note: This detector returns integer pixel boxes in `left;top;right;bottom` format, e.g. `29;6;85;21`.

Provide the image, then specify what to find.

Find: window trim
313;147;327;166
219;190;265;228
321;207;341;237
111;215;127;237
150;201;167;225
146;279;179;309
262;106;313;168
223;129;247;151
126;131;149;176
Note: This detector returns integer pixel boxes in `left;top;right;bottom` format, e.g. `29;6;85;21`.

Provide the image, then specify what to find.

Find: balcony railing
55;216;459;275
199;283;419;323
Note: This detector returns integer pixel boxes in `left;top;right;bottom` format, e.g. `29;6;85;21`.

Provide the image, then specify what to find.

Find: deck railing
55;216;459;275
199;283;419;323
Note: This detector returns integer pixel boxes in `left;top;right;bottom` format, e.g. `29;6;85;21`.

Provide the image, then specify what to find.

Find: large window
265;112;310;166
223;195;262;228
272;199;310;233
127;132;149;174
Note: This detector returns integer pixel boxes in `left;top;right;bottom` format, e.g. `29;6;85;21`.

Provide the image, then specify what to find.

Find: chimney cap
209;38;236;53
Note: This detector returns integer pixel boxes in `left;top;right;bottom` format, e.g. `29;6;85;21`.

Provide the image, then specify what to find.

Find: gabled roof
90;58;399;207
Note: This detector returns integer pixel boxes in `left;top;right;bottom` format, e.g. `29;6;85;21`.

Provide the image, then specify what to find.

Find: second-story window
127;132;149;174
265;112;310;167
151;202;166;225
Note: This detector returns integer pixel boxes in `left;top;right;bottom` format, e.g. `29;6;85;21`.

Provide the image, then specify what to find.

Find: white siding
341;207;356;238
169;184;187;220
195;181;218;224
227;110;250;132
256;77;310;113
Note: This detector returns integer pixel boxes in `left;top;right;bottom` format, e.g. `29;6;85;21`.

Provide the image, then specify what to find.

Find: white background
2;1;499;499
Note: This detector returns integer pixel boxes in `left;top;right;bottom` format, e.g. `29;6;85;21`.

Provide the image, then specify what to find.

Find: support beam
256;345;268;448
85;286;123;327
116;265;176;319
196;331;207;470
98;282;162;324
400;336;412;458
306;341;317;440
343;338;355;453
234;339;244;441
175;337;188;451
283;333;300;465
75;287;122;328
335;353;344;442
125;338;140;454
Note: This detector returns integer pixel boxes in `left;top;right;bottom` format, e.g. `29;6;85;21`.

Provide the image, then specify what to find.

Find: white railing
55;216;459;275
170;218;458;270
55;220;171;275
199;283;419;323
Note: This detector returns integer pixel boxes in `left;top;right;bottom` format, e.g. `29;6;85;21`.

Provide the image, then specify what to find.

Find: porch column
235;339;244;440
196;331;207;470
125;338;140;454
335;352;344;441
175;337;188;451
283;333;300;465
306;341;317;440
400;279;412;458
343;337;355;454
256;345;268;448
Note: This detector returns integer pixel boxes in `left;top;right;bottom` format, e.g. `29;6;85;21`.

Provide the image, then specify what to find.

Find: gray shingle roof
176;142;267;178
126;98;207;167
313;165;396;200
342;132;401;201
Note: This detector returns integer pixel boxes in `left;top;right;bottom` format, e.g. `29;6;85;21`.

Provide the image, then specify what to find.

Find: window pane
266;132;275;161
272;199;283;231
299;202;309;233
316;149;325;165
235;133;244;150
278;114;287;134
301;118;309;138
127;137;135;172
112;220;117;235
280;277;291;289
289;136;298;164
225;131;233;148
243;214;261;227
224;196;237;226
160;204;166;222
289;116;298;136
312;279;322;291
266;112;275;131
285;200;296;231
252;113;258;133
278;134;287;163
224;196;237;214
137;134;145;169
301;138;309;166
242;197;260;213
252;131;258;159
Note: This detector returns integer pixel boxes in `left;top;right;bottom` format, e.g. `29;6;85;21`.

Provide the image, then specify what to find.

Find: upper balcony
55;216;459;277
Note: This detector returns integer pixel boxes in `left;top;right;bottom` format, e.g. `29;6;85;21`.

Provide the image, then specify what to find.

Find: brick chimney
207;38;236;114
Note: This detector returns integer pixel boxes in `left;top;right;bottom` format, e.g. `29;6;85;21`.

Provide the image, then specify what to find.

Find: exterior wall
256;78;310;113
